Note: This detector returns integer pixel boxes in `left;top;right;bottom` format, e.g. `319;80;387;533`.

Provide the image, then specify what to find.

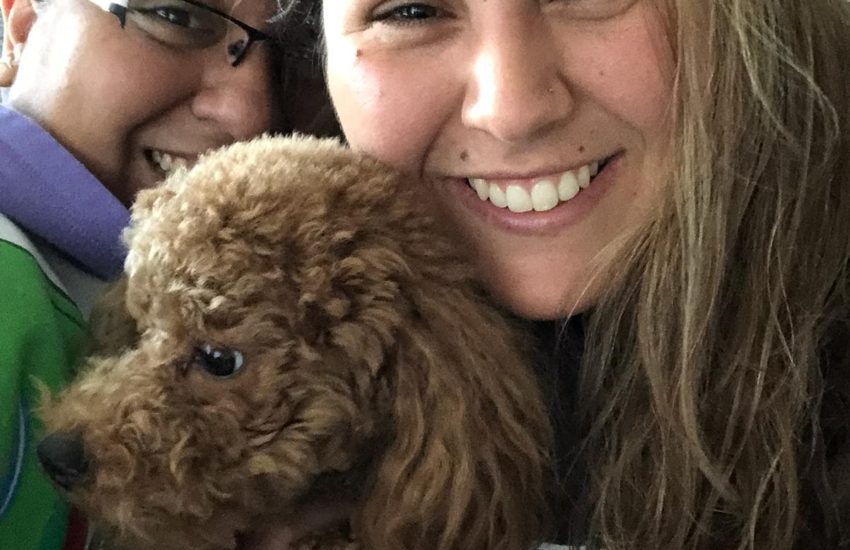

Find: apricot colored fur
40;136;551;550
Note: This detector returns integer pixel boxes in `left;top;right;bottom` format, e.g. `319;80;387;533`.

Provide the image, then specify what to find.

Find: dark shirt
532;319;590;546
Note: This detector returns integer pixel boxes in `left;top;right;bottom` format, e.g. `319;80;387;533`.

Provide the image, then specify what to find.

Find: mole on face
578;145;585;153
460;150;469;161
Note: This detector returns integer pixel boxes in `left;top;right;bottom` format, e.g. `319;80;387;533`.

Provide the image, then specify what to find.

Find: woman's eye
372;3;442;24
194;344;245;378
138;6;193;26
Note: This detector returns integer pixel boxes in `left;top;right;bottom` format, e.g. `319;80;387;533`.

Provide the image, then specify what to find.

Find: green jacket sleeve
0;240;87;549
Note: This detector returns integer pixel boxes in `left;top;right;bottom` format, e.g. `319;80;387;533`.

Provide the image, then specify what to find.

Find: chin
491;289;589;321
483;269;596;321
468;238;604;320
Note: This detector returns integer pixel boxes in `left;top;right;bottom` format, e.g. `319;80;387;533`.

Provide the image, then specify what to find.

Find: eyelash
371;2;444;25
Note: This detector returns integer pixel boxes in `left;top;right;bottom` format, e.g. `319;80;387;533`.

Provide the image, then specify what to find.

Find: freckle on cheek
578;145;585;153
460;150;469;161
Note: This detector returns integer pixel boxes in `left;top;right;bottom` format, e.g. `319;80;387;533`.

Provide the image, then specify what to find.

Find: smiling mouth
144;148;193;177
465;154;617;213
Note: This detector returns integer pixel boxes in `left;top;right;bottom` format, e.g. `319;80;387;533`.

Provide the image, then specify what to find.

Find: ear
2;0;37;49
0;0;37;86
88;277;140;356
357;285;553;550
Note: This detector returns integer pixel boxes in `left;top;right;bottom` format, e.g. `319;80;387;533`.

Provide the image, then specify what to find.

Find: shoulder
0;214;73;298
0;215;80;550
0;213;111;320
0;213;87;371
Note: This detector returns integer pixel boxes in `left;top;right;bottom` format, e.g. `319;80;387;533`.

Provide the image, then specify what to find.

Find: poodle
37;136;552;550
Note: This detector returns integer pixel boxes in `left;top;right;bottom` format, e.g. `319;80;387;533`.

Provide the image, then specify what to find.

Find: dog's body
39;137;552;550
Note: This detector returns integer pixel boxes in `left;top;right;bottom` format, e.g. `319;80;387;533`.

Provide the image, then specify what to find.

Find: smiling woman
0;0;299;547
4;0;282;204
322;0;675;319
270;0;850;548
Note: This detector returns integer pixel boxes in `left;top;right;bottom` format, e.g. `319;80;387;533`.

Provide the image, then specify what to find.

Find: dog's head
40;136;551;550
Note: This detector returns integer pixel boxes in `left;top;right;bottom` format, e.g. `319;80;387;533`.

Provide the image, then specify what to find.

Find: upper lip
451;151;621;181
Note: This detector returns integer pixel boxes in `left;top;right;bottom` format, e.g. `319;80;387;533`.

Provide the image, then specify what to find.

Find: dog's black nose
37;432;89;489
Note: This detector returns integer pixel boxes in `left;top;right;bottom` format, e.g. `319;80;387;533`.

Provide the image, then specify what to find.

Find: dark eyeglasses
92;0;272;67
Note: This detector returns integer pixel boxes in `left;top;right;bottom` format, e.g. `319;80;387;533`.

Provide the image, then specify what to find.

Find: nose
191;44;280;140
461;16;574;143
38;432;90;489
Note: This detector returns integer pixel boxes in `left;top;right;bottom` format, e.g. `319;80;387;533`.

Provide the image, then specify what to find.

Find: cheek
568;8;675;139
327;47;449;173
87;58;181;120
13;17;192;173
65;32;197;137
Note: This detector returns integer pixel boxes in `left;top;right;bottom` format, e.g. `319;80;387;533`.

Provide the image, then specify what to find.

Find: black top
531;319;590;546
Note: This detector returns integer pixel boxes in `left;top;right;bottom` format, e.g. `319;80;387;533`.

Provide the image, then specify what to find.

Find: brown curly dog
37;136;552;550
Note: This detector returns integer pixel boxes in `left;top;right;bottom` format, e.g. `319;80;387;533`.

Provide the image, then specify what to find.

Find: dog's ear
88;276;140;356
358;287;552;550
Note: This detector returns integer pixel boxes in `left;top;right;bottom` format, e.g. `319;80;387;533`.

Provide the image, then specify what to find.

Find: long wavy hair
582;0;850;548
273;0;850;547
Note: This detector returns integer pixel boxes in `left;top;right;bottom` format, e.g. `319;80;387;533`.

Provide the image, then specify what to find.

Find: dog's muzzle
38;432;90;489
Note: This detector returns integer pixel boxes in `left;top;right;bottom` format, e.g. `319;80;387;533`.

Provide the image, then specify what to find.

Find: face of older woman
324;0;675;319
2;0;282;205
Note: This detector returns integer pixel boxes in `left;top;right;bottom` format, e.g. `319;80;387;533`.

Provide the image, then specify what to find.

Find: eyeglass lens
121;0;263;66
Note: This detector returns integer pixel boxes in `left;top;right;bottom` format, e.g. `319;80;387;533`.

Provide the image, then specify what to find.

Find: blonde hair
581;0;850;548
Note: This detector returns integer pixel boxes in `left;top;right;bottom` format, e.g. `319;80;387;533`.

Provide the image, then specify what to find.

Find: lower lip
441;154;623;236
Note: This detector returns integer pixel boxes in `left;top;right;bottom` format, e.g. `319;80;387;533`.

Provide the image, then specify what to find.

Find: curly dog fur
39;136;552;550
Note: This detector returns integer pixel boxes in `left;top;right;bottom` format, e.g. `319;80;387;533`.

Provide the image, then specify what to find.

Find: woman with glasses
0;0;315;547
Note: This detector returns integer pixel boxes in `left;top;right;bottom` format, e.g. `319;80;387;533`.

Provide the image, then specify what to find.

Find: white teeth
468;158;606;212
488;184;507;208
530;180;559;212
577;165;591;189
557;171;580;201
506;185;533;213
150;149;189;176
470;177;489;200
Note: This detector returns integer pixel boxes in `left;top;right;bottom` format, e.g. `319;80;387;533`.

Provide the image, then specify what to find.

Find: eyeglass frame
89;0;273;67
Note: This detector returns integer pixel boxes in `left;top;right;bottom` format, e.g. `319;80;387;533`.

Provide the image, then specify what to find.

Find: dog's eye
194;344;244;378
